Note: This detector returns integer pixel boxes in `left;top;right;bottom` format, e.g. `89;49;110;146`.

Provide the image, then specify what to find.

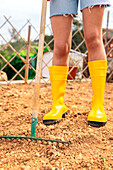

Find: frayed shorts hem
50;12;78;18
80;2;110;11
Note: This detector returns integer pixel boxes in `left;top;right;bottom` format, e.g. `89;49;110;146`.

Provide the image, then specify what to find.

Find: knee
54;41;71;57
85;32;102;51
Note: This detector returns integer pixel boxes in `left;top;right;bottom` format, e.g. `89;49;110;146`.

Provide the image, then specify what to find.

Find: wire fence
0;15;113;85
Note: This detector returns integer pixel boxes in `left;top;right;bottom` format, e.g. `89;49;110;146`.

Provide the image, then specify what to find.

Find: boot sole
43;111;68;125
88;121;107;127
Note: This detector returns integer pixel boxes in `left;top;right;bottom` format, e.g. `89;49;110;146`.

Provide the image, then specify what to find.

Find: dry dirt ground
0;81;113;170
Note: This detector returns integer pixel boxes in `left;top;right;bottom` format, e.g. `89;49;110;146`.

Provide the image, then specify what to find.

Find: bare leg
82;6;107;126
51;15;73;66
82;5;106;62
43;15;73;124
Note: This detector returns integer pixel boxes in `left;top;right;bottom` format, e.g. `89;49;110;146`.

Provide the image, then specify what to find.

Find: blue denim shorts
50;0;111;17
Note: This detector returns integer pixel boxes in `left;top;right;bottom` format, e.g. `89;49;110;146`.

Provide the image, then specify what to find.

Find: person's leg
82;5;106;62
43;0;79;124
82;5;107;126
51;15;73;66
50;0;78;65
43;15;73;124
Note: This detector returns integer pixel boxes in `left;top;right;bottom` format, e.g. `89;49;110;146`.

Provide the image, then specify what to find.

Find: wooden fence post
25;25;31;84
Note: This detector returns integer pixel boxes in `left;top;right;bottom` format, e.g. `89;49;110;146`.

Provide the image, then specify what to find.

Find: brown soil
0;81;113;170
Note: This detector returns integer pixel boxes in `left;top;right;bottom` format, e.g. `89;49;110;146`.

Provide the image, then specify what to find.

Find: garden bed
0;82;113;169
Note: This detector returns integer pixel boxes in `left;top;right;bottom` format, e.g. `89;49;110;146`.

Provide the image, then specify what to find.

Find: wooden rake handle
32;0;47;118
31;0;48;137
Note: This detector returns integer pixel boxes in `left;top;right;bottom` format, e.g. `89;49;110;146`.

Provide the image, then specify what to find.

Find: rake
0;0;69;145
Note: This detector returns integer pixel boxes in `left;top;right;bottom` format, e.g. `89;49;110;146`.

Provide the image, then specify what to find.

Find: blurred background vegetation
0;19;87;80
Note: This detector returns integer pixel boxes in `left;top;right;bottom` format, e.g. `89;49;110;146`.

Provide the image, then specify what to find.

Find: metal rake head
0;136;70;145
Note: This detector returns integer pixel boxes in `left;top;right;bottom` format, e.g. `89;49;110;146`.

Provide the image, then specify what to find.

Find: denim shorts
50;0;111;17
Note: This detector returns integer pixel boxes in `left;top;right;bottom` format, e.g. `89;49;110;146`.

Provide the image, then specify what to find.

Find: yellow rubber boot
43;66;69;125
88;60;107;127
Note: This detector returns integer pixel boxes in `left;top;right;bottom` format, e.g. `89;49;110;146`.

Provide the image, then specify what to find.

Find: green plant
101;157;112;170
2;46;50;80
